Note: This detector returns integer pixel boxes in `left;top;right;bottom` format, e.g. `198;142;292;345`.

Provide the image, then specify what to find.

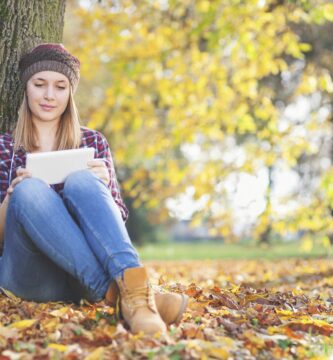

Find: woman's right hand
7;168;32;195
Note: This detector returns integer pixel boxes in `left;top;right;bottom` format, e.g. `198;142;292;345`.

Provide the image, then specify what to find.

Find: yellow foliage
318;71;333;93
63;0;333;239
301;236;314;253
321;235;331;249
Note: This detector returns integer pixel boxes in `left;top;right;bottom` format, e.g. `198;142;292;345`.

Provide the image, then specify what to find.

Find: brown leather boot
116;267;167;335
106;281;188;326
155;291;188;325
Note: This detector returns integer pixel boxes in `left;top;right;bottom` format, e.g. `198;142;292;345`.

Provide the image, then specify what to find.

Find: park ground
0;243;333;359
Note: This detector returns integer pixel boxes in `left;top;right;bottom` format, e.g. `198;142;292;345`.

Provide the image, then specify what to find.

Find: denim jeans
0;170;141;303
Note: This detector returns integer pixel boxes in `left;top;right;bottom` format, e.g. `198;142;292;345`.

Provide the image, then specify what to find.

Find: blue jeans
0;170;141;303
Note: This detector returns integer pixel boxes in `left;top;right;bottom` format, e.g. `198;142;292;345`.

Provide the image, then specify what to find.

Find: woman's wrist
2;194;11;205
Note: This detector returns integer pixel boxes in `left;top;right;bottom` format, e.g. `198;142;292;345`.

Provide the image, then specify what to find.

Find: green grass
137;241;333;261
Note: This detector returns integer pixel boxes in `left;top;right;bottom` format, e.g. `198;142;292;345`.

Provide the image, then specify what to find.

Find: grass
137;241;333;261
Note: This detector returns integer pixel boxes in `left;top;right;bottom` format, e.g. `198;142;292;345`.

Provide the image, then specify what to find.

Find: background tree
0;0;66;131
63;0;333;244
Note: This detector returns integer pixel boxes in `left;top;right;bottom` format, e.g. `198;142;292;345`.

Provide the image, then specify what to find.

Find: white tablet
26;147;95;185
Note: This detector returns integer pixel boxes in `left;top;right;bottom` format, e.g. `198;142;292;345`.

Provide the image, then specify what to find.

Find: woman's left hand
87;159;110;186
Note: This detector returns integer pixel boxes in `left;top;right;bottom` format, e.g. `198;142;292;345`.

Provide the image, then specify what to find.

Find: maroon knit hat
19;43;80;93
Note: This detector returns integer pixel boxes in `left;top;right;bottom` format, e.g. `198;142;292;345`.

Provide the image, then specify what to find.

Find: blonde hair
13;87;82;152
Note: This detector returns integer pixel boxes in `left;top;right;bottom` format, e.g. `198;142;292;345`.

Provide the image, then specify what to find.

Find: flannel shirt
0;127;129;222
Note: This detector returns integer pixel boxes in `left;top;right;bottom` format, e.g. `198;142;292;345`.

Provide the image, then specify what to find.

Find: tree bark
0;0;66;132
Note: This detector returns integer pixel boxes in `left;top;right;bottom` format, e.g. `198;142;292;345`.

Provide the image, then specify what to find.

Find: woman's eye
34;84;65;90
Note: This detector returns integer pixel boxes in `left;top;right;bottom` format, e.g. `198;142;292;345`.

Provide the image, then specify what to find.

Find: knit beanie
19;43;80;93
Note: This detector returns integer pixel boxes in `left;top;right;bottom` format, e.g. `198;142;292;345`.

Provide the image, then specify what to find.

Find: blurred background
63;0;333;259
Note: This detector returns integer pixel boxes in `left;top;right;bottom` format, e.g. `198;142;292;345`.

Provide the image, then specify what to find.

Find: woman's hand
7;168;32;195
87;159;110;186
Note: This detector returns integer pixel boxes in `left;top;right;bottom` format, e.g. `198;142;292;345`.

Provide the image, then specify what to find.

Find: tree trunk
259;165;273;244
0;0;66;132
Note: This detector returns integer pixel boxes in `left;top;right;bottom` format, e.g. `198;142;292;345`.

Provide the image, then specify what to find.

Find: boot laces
126;285;154;312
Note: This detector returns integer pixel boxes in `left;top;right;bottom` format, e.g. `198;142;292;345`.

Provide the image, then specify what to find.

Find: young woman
0;43;188;335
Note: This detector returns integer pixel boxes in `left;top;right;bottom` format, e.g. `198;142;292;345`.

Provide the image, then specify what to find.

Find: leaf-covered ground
0;258;333;359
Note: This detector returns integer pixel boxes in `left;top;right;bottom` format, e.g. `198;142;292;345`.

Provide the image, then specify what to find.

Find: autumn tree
0;0;66;131
64;0;333;243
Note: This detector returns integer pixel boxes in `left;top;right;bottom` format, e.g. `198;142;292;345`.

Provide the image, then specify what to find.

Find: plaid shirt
0;127;129;222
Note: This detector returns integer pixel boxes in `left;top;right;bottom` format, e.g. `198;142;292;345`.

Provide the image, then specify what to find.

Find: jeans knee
63;169;96;197
11;177;49;207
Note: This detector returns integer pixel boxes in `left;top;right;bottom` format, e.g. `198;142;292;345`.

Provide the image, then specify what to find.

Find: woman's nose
44;86;55;100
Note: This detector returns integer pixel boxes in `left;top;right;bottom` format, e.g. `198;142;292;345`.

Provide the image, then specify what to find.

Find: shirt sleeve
95;132;129;222
0;166;9;204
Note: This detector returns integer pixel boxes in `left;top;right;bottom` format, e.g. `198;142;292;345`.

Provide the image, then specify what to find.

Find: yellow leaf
50;307;71;317
0;288;21;303
42;317;60;332
267;326;281;334
9;319;37;329
48;343;68;352
209;347;229;360
275;309;294;317
84;347;106;360
318;72;333;93
230;284;240;293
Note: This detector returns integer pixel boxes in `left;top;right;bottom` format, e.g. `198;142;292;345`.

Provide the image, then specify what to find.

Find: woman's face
26;71;70;125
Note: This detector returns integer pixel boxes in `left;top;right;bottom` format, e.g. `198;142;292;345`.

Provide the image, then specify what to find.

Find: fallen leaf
8;319;37;329
209;347;229;359
84;346;106;359
48;343;68;352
